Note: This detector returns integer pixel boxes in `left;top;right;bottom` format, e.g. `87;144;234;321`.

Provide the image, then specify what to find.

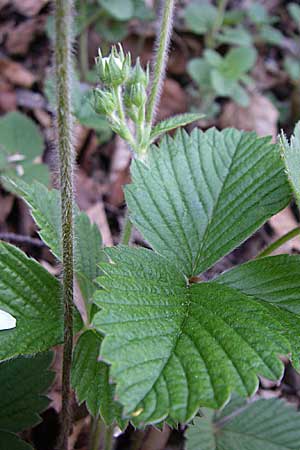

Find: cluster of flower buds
95;44;131;87
93;44;150;155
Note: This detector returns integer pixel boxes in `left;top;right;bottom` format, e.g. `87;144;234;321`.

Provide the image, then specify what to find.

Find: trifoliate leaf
126;128;290;277
280;122;300;210
150;114;204;142
186;397;300;450
0;352;53;432
94;246;300;425
71;330;123;425
0;242;63;360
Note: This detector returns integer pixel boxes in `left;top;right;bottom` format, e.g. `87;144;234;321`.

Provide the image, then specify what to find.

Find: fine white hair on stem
146;0;176;127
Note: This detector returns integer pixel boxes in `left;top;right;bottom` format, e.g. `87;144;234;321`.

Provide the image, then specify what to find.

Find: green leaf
220;47;257;80
259;25;285;46
280;122;300;210
98;0;134;20
71;330;123;425
288;2;300;26
247;2;270;25
215;254;300;368
216;27;253;47
4;178;62;259
184;2;218;35
0;431;32;450
150;114;204;142
0;352;53;450
0;242;63;360
0;112;44;161
186;397;300;450
284;56;300;81
4;178;104;304
187;58;212;89
125;128;290;277
94;246;300;425
0;352;53;432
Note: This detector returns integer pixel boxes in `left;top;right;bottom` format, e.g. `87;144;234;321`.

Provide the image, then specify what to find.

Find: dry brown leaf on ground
141;425;171;450
5;16;46;55
268;207;300;254
74;169;103;211
108;135;131;207
0;58;36;88
86;201;114;247
157;78;187;121
220;92;279;140
0;77;17;112
12;0;49;17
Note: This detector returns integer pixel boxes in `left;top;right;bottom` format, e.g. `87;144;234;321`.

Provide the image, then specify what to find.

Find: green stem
206;0;228;49
113;86;136;150
257;227;300;258
121;210;133;245
55;0;75;449
104;424;115;450
145;0;176;127
89;416;105;450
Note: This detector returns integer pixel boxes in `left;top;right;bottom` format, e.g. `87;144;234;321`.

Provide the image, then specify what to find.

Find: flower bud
127;58;149;87
95;44;131;87
124;83;147;108
93;88;116;115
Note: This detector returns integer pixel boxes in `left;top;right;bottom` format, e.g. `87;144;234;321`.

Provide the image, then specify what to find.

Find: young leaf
0;352;53;450
0;241;63;360
280;122;300;210
71;330;123;426
186;397;300;450
150;114;204;142
94;246;300;425
125;128;290;277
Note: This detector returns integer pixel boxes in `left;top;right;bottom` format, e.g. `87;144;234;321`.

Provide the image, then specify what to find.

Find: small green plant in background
0;112;49;188
187;46;257;114
184;0;288;115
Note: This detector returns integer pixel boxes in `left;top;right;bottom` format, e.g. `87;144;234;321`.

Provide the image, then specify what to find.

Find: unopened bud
93;88;116;115
127;58;149;87
95;44;131;87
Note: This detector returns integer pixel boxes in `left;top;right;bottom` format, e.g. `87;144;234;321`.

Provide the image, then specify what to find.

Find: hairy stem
257;227;300;258
55;0;75;448
145;0;175;127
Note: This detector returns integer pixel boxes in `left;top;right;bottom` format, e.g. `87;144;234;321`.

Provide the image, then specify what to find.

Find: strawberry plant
1;1;300;450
